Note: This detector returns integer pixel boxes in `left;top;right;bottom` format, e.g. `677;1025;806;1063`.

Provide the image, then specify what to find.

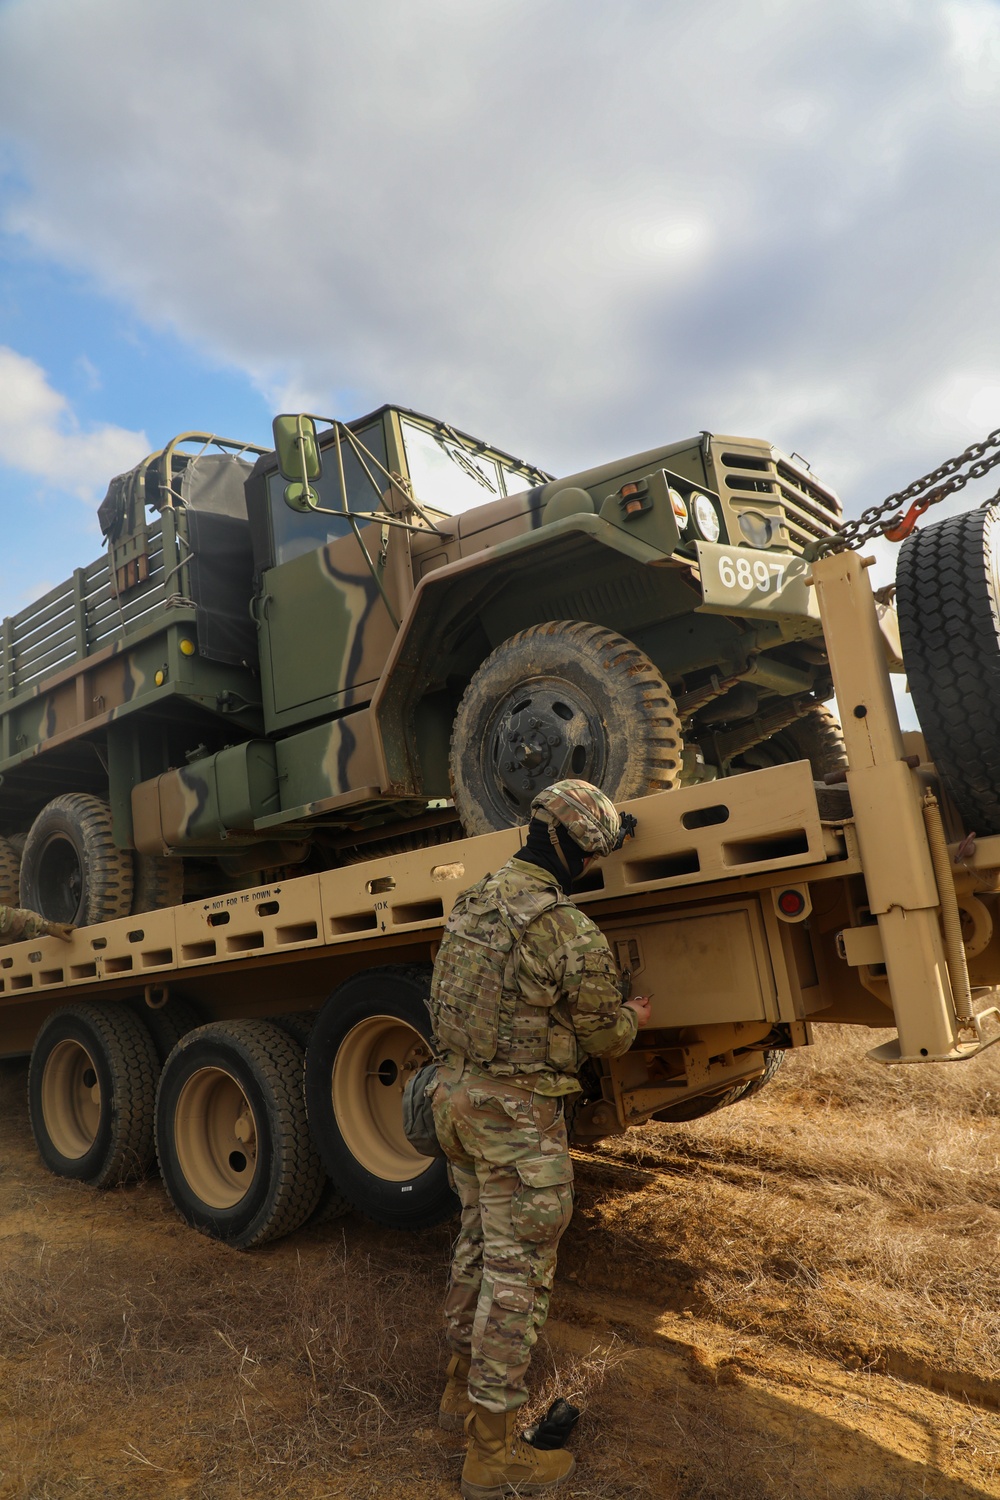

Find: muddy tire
304;966;455;1230
127;996;205;1067
28;1003;159;1186
20;794;133;926
132;855;184;914
731;705;848;780
652;1048;784;1122
0;836;20;905
896;504;1000;834
449;621;683;835
156;1021;324;1250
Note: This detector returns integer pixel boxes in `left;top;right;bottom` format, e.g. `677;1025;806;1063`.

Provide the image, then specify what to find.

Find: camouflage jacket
0;906;50;945
429;856;637;1096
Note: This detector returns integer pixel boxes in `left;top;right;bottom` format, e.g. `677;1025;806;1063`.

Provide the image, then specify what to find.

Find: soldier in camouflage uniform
0;907;74;944
429;780;650;1499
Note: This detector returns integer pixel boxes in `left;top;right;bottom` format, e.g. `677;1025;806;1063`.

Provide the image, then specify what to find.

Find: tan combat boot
438;1351;472;1431
461;1405;575;1499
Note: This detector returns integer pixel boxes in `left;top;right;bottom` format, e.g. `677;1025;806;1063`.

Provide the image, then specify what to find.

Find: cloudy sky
0;0;998;631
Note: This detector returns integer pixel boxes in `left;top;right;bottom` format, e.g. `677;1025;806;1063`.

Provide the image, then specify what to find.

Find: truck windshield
268;421;389;563
401;418;538;513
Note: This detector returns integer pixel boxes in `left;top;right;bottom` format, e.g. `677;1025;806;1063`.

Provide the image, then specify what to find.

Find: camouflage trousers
431;1063;574;1413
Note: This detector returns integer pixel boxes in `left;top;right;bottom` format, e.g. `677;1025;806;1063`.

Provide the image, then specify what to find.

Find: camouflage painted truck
0;454;998;1245
0;408;861;930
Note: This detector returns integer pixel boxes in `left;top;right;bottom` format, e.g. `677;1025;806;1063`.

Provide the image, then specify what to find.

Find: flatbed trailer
2;550;998;1248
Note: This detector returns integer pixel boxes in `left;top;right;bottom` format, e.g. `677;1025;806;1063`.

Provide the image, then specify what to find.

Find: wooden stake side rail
0;761;839;1017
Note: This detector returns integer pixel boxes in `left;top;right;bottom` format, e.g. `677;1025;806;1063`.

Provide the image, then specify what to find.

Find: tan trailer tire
126;995;205;1067
449;620;683;835
155;1020;324;1249
267;1010;351;1224
28;1003;159;1186
20;793;133;925
304;966;456;1231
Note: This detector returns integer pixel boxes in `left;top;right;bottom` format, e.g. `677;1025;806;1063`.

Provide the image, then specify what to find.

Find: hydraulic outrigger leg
810;549;1000;1063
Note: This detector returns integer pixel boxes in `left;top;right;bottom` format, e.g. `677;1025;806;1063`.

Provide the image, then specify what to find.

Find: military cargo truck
0;408;857;929
0;536;997;1250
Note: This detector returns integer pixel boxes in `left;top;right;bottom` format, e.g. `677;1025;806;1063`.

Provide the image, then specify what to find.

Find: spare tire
896;504;1000;834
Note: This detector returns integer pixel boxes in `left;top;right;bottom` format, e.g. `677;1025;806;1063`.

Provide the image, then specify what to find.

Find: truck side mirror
273;414;323;510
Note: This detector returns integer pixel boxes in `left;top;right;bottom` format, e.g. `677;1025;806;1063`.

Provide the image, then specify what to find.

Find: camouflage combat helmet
530;779;623;858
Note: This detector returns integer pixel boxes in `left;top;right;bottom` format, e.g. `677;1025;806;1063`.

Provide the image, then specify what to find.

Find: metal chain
813;427;1000;555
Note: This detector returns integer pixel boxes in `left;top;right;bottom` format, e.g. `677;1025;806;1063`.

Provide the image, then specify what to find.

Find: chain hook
881;496;934;543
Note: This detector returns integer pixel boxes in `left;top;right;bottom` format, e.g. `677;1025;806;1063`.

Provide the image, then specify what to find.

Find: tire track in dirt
570;1149;1000;1418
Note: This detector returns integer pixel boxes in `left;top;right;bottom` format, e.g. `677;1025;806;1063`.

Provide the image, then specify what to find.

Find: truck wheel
132;855;184;913
28;1003;159;1186
450;621;683;834
156;1021;324;1249
305;966;456;1230
0;836;20;905
20;794;134;925
730;705;848;780
896;504;1000;833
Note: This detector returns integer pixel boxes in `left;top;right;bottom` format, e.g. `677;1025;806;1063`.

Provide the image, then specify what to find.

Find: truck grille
717;450;842;553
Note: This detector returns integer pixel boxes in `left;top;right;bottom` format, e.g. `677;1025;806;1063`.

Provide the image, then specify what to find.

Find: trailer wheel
127;995;204;1067
449;621;683;835
156;1021;324;1249
651;1049;784;1122
20;794;133;926
728;1047;785;1102
132;855;184;913
267;1011;351;1225
305;966;456;1230
730;706;848;780
28;1003;159;1186
896;504;1000;833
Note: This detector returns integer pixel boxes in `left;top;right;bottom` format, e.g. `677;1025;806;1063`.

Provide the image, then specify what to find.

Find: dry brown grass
0;1029;997;1498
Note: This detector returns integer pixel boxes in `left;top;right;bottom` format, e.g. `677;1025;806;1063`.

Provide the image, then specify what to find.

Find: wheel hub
489;682;606;818
173;1068;259;1209
41;1040;102;1159
332;1016;434;1181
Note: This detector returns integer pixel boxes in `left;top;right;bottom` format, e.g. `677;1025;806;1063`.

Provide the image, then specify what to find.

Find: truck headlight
690;492;721;542
668;487;688;529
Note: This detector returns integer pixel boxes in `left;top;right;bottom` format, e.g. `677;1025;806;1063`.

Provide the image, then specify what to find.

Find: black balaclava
516;817;587;895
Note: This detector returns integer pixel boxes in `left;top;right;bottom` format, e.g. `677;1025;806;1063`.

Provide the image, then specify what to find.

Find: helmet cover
530;779;622;857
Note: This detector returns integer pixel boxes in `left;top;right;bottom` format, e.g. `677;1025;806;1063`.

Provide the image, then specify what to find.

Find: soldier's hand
43;921;76;943
625;995;652;1028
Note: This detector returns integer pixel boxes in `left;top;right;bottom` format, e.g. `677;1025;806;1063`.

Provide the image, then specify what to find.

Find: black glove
523;1398;581;1450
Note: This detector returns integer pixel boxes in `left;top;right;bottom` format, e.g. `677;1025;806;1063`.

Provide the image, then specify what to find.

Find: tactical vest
429;868;580;1078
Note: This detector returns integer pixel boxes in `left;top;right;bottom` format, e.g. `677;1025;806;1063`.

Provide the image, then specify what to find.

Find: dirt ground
0;1025;998;1500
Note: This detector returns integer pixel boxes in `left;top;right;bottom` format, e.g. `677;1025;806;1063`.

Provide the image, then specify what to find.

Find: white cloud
0;0;999;517
0;346;148;499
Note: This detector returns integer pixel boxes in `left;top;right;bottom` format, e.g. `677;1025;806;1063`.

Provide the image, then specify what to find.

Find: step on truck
3;464;1000;1248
